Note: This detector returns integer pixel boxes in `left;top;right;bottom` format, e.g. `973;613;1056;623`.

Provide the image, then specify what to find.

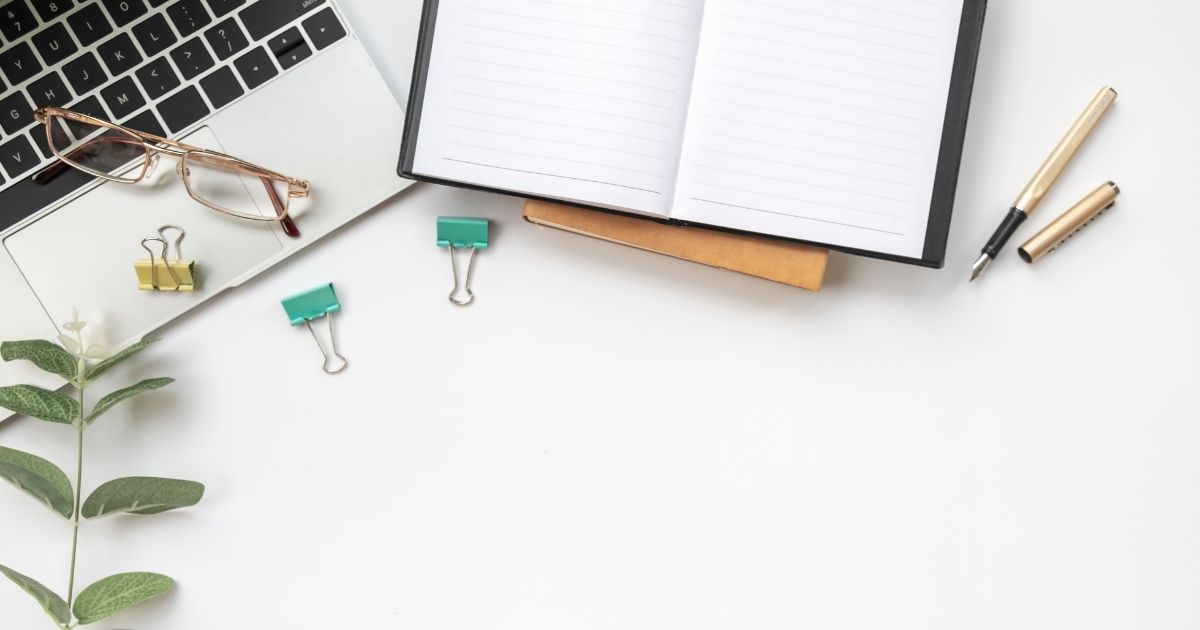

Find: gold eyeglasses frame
33;106;310;235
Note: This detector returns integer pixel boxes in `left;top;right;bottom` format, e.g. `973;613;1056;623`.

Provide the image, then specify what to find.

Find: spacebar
240;0;326;40
0;169;98;233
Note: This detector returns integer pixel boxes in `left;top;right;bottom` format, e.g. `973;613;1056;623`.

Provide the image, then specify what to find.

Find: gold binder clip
134;225;196;292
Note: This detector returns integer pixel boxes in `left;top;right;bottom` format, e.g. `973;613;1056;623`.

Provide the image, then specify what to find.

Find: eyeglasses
33;106;309;238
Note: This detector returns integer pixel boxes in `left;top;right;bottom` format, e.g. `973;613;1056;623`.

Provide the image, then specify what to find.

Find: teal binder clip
281;283;348;374
437;216;489;306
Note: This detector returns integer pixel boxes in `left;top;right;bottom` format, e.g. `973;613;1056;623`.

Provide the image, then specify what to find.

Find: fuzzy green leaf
0;340;78;381
86;339;158;382
83;477;204;519
0;384;80;424
73;572;175;625
87;378;174;424
0;563;71;625
0;445;74;518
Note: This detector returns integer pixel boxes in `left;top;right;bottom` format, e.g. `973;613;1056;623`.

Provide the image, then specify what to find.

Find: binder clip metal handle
447;244;477;306
437;217;489;308
136;225;195;291
281;283;348;374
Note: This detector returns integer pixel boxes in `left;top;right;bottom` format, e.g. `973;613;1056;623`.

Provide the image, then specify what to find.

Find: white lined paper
411;0;706;215
672;0;967;257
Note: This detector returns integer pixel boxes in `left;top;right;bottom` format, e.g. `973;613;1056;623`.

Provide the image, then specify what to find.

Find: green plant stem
65;383;85;623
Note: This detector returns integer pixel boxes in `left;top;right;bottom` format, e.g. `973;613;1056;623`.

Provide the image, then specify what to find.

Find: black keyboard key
67;3;113;47
166;0;210;37
100;0;146;27
123;107;164;136
275;37;309;70
135;56;179;99
131;13;177;57
69;93;107;121
63;52;107;94
100;75;145;119
240;0;323;41
32;23;79;67
267;27;300;56
170;36;214;80
204;17;247;61
157;85;207;132
0;164;97;232
29;125;52;158
97;32;142;76
199;65;241;108
203;0;242;18
1;135;40;179
27;72;72;108
302;7;344;51
29;0;74;22
232;46;275;89
0;91;35;135
0;42;42;86
0;0;37;41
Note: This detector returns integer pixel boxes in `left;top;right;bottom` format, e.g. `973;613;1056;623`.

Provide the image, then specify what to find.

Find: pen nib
969;254;992;282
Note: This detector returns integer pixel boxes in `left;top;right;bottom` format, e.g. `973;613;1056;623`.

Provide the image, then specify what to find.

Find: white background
2;1;1198;629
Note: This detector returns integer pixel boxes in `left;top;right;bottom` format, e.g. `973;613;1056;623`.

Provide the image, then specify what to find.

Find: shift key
240;0;326;40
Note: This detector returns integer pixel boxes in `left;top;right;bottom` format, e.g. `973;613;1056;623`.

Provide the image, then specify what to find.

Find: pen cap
1018;182;1120;264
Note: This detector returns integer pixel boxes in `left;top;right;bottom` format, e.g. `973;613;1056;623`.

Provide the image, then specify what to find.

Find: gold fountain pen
970;86;1118;281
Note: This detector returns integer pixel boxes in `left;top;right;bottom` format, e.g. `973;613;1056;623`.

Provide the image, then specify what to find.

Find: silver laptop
0;0;414;418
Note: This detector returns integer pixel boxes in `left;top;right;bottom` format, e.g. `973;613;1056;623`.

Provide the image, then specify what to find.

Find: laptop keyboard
0;0;348;233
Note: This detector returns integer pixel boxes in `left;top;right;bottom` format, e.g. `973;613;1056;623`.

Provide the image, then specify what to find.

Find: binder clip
135;225;195;291
437;216;489;306
281;283;349;374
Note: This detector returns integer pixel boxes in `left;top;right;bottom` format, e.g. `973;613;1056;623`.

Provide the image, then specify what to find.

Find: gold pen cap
1018;182;1120;264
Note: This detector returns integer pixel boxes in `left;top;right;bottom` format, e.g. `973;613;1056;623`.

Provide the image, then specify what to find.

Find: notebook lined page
410;0;706;216
672;0;967;257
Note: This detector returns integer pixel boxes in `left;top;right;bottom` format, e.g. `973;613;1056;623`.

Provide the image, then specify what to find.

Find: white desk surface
3;1;1198;629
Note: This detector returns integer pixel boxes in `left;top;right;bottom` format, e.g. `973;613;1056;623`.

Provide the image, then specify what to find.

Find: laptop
0;0;415;419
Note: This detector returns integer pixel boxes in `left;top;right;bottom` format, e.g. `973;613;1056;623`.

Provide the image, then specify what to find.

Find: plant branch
65;378;85;618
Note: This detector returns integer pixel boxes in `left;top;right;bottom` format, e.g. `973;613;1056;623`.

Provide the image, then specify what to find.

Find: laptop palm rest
2;127;284;345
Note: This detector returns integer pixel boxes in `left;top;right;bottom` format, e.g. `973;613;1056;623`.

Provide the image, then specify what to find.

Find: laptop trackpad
3;127;284;345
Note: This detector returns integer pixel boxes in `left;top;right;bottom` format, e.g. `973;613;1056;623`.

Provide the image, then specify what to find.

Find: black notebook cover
399;0;988;269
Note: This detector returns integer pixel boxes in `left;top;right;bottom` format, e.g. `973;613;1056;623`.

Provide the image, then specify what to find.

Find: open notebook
400;0;987;267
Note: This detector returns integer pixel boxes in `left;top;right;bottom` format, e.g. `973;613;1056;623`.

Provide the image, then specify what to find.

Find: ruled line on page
690;164;913;204
455;75;675;110
710;47;929;88
457;58;679;94
460;41;681;77
444;158;664;195
689;198;907;236
720;30;931;71
526;0;694;27
698;130;916;169
444;141;668;178
696;180;906;219
815;0;939;24
462;24;684;60
703;115;918;154
707;98;921;137
465;6;688;43
733;0;937;39
709;81;924;120
453;92;673;128
709;65;928;104
447;124;669;160
449;108;671;144
693;147;914;187
721;13;935;56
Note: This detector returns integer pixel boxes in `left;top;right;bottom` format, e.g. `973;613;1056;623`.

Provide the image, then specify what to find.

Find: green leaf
83;477;204;519
87;378;174;424
0;563;71;625
0;340;78;381
0;445;74;518
0;384;80;424
86;339;158;382
73;572;174;625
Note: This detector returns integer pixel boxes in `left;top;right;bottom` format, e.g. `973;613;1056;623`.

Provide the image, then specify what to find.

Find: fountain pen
970;86;1118;282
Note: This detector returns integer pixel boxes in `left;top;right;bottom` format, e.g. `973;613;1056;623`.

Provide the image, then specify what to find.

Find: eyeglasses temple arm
261;176;300;238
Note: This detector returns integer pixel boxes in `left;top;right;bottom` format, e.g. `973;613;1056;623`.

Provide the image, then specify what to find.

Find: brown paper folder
523;200;828;291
